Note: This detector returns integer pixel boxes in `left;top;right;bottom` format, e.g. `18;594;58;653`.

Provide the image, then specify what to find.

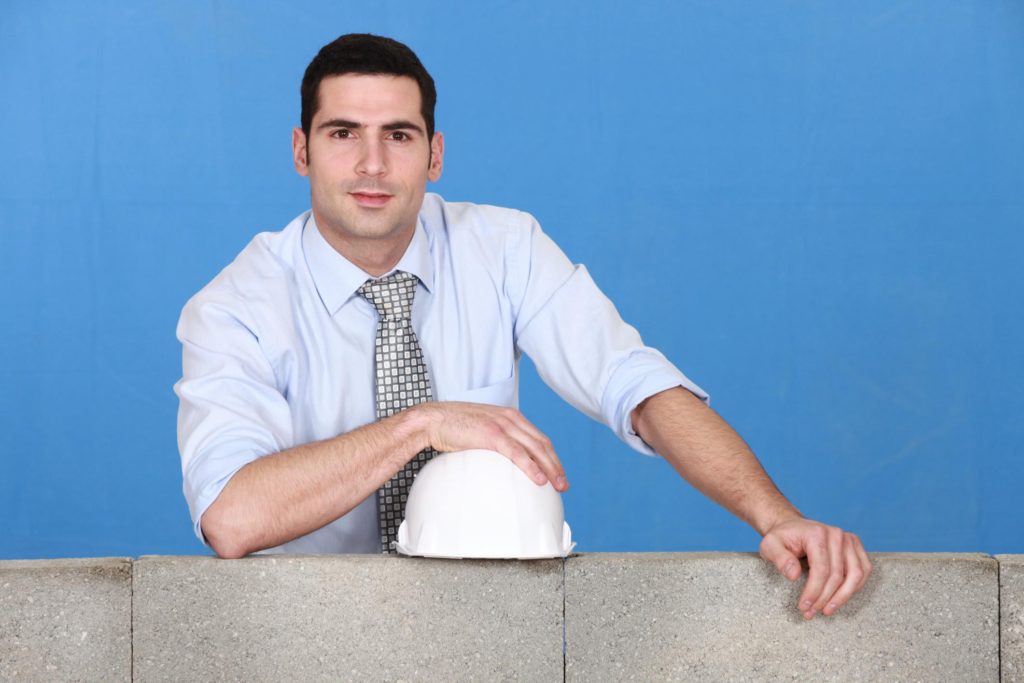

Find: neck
315;220;415;278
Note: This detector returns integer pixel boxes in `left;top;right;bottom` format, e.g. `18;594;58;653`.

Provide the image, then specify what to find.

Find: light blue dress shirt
175;193;708;554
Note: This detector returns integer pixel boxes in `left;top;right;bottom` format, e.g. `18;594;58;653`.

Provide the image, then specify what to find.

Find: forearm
201;408;430;558
631;386;802;536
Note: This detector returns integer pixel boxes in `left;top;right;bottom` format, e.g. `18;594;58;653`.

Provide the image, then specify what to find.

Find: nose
356;137;387;177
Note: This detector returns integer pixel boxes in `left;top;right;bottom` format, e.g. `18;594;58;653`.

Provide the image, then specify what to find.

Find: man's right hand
409;401;569;492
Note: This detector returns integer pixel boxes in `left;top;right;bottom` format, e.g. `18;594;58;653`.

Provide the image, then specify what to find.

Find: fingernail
535;473;547;484
826;602;837;614
783;560;797;578
799;600;811;611
804;609;816;620
557;476;568;489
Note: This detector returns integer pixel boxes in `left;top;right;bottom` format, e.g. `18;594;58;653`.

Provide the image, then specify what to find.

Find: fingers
796;527;831;619
498;413;568;491
820;534;868;616
853;534;873;590
809;527;847;617
428;402;568;491
798;529;872;619
493;432;550;485
826;533;873;616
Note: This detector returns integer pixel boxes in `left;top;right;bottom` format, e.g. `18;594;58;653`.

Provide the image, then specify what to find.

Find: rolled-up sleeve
174;290;294;544
511;215;708;456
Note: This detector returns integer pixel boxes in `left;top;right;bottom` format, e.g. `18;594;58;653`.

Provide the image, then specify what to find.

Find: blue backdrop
2;1;1021;559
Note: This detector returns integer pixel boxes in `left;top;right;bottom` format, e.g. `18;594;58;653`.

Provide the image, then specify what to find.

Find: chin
347;219;412;242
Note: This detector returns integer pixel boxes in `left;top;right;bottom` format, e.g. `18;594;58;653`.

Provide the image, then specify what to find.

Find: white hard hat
395;449;576;559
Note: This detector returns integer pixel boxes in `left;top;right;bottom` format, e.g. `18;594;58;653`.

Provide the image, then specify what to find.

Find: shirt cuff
184;453;259;548
602;353;710;457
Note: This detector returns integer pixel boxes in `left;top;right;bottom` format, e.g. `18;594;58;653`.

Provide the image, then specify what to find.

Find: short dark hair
300;34;437;141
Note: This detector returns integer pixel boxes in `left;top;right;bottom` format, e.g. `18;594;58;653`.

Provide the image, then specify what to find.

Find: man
175;33;870;620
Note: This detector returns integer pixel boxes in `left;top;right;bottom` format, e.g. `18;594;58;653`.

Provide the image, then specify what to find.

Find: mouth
349;191;393;208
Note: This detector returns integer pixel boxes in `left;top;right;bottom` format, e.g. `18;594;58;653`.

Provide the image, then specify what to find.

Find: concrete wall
132;555;563;681
1;553;1018;682
0;558;132;682
566;553;998;682
1001;555;1024;683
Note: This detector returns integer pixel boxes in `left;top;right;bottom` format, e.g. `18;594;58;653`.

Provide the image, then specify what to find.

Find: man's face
292;74;443;252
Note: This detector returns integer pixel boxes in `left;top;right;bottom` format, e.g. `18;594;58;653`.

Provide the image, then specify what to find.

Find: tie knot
357;271;418;320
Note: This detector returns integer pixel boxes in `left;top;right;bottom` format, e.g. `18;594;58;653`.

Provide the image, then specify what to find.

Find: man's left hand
759;518;872;619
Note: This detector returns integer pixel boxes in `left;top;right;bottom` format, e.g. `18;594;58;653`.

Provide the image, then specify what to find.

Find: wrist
755;506;804;537
401;403;435;453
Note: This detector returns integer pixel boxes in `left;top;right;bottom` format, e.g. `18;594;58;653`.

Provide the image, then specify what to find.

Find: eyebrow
316;118;425;134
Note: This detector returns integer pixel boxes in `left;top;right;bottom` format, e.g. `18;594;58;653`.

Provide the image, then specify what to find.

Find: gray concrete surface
0;557;132;683
565;552;998;682
4;552;1014;682
999;554;1024;682
132;554;563;682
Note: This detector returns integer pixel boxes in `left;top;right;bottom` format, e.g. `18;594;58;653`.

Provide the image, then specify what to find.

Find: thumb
760;533;802;581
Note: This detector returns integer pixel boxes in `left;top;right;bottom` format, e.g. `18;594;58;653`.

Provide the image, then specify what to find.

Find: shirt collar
302;211;435;316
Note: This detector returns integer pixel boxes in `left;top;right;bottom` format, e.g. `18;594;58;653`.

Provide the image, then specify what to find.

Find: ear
292;127;309;176
427;131;444;182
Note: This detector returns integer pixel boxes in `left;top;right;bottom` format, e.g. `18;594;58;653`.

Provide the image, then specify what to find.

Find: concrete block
999;554;1024;682
565;552;998;682
0;557;132;682
132;554;563;681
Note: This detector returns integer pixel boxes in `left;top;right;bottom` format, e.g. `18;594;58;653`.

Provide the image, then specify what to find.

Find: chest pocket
441;372;518;408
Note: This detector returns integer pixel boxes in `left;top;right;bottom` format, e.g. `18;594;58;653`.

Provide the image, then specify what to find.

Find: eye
331;129;352;139
388;131;411;141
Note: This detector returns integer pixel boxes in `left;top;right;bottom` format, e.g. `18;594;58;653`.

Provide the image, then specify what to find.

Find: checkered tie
357;270;437;553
